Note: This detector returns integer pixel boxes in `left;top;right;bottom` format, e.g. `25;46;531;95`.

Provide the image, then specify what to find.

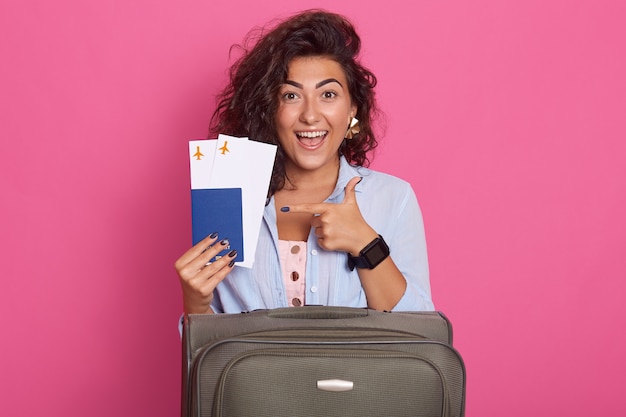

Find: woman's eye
282;92;298;101
322;91;337;99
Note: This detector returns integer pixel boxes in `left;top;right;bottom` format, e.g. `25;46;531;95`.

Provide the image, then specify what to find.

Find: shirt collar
326;156;364;202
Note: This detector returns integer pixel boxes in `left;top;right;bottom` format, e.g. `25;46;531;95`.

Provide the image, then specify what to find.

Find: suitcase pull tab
316;379;354;392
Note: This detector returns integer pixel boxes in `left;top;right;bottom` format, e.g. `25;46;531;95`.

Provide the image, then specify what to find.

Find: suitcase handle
267;306;369;319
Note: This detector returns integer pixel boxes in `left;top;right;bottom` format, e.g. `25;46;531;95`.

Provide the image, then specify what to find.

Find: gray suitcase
182;306;465;417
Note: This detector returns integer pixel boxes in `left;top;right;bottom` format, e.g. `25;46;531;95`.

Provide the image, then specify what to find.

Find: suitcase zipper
210;347;452;417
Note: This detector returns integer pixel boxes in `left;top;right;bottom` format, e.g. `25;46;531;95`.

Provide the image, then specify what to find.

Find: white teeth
296;131;327;138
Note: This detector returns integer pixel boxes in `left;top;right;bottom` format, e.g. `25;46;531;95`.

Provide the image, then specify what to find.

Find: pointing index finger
280;203;328;215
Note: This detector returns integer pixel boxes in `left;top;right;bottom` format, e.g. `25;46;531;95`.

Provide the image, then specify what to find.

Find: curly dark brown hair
210;9;380;195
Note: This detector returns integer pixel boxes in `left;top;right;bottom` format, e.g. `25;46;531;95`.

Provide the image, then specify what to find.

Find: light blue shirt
211;157;434;313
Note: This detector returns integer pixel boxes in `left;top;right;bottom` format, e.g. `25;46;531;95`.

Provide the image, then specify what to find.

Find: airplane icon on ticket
192;146;204;160
219;141;230;155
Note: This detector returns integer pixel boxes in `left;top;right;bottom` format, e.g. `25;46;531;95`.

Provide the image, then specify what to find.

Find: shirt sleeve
385;184;435;311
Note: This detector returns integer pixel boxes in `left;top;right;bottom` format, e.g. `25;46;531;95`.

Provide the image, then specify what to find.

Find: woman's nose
299;99;321;124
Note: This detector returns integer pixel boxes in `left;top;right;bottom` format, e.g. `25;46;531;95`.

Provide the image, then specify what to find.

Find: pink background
1;0;625;415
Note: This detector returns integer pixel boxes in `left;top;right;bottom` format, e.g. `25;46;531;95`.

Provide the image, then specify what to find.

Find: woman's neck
282;156;340;192
274;157;341;241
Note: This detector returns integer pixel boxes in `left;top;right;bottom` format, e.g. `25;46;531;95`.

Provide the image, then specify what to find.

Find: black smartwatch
347;235;390;271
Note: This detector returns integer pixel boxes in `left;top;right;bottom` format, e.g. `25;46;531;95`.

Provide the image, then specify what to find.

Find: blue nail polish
280;206;290;212
209;232;218;239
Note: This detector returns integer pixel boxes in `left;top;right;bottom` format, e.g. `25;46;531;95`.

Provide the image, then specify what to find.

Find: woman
175;10;434;314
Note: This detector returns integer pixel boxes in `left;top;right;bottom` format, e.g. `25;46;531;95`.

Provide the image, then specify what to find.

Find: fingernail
228;249;237;258
357;177;363;184
280;206;290;212
220;239;230;246
228;260;235;267
209;232;218;239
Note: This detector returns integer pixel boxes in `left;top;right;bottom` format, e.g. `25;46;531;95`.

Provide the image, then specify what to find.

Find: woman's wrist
349;229;379;256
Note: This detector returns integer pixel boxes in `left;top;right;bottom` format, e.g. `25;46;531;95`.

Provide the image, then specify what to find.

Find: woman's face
275;55;356;177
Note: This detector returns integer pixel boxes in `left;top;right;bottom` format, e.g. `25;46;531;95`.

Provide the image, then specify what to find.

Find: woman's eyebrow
283;78;343;89
284;80;303;89
316;78;342;88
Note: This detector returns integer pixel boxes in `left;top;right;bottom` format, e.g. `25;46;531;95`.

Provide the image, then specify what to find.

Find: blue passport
191;188;244;262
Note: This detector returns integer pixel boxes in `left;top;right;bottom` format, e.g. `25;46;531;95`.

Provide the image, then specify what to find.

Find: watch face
348;235;390;270
364;242;388;265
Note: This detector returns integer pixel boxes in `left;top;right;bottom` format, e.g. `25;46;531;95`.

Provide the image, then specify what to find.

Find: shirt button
290;245;300;254
290;271;299;281
311;249;318;256
292;298;302;307
310;286;318;293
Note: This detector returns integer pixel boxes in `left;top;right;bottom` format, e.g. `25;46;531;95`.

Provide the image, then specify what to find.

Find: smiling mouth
296;130;328;149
